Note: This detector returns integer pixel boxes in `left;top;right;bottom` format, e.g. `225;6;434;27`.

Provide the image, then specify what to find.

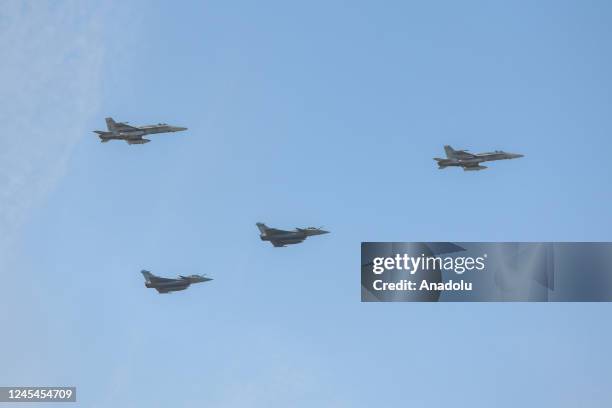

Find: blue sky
2;1;612;406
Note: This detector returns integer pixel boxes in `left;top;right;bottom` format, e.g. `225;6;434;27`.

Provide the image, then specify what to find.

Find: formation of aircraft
141;270;212;294
256;222;329;247
93;117;522;293
434;145;523;171
94;117;187;144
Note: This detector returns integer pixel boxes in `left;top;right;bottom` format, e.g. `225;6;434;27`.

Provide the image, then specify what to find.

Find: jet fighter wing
149;276;175;283
272;238;306;246
455;150;477;159
266;228;288;235
114;122;139;131
106;117;138;132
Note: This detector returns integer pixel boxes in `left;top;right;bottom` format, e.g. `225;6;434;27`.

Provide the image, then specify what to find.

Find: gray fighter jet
141;270;212;294
434;145;523;171
256;222;329;247
94;117;187;144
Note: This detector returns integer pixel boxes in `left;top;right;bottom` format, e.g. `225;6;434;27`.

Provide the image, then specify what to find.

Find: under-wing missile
127;139;150;144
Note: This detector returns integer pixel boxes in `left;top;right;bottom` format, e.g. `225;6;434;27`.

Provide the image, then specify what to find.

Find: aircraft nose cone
514;153;524;158
174;126;188;132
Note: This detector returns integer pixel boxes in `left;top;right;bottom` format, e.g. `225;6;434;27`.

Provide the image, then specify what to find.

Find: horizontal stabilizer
434;158;448;169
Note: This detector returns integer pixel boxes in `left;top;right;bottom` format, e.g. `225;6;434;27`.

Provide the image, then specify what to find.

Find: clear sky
2;1;612;407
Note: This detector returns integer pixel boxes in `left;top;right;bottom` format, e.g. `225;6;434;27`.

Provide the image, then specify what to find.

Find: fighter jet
141;270;212;294
434;145;523;171
256;222;329;247
94;117;187;144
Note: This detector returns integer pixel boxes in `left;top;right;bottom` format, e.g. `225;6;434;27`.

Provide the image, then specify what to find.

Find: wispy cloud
0;1;108;253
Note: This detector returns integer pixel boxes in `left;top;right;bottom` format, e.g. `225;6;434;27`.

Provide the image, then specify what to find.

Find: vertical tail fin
105;117;118;134
141;270;155;282
256;222;269;234
444;145;456;159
